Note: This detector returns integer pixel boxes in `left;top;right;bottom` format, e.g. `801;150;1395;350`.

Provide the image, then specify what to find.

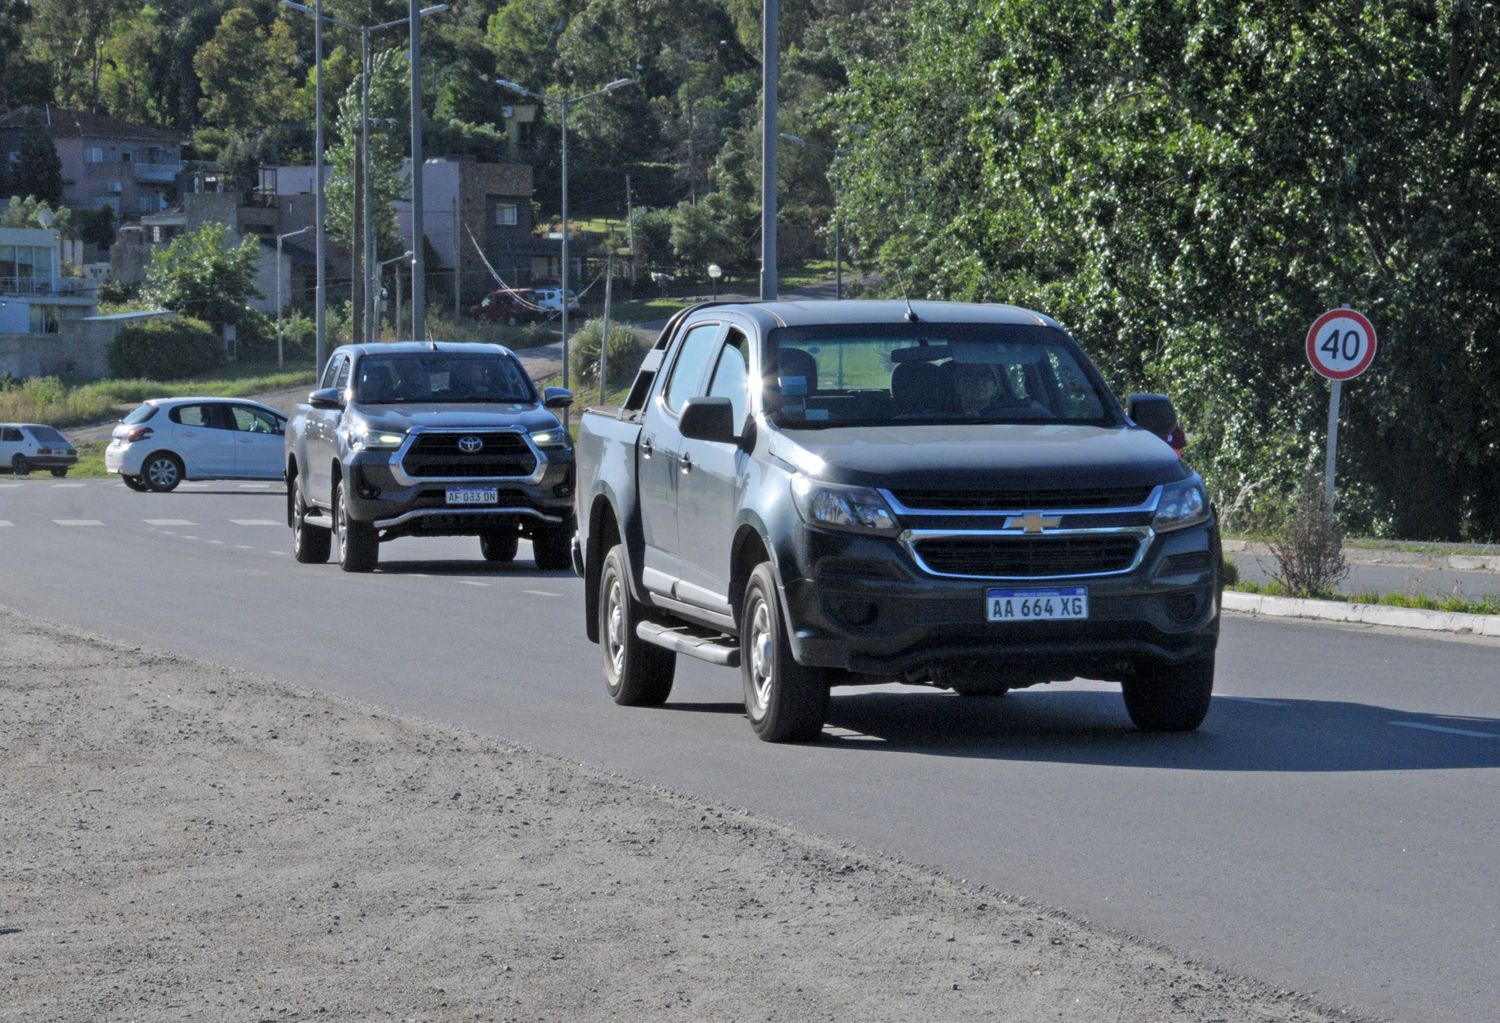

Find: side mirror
679;396;736;443
309;387;344;411
543;386;574;410
1127;393;1178;441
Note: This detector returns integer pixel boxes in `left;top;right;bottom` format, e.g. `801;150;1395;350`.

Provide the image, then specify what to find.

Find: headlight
350;424;406;450
530;428;570;449
790;474;901;535
1153;476;1210;531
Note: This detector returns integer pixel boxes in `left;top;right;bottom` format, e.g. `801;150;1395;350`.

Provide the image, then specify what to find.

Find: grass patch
1;361;317;430
1224;532;1500;557
1229;579;1500;615
67;442;110;479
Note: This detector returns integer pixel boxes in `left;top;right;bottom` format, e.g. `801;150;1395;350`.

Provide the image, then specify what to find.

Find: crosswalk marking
53;519;103;526
144;519;196;527
230;519;280;526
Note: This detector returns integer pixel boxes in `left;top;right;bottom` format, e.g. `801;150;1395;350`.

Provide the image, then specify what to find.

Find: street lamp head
496;78;543;101
280;0;315;13
779;132;807;147
602;78;634;93
418;3;449;14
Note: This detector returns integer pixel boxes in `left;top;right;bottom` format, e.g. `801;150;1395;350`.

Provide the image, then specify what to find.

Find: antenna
904;298;919;323
893;269;919;322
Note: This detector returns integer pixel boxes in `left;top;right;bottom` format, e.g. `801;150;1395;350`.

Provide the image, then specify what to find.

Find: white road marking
230;519;280;526
238;483;274;489
265;550;288;556
0;520;12;527
53;519;103;526
234;545;255;550
1390;722;1498;739
182;536;198;540
458;580;490;587
522;589;561;598
205;539;224;544
51;483;85;488
0;483;21;489
144;519;195;527
1226;697;1291;707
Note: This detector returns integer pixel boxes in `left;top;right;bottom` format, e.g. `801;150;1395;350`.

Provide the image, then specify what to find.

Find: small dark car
469;288;544;326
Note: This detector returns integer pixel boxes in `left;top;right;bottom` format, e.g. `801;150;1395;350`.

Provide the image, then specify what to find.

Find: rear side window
1;427;22;442
662;323;723;413
27;426;68;444
171;404;209;427
123;404;157;425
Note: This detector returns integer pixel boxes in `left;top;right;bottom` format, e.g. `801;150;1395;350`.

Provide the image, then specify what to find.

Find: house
0;105;186;218
0;225;95;335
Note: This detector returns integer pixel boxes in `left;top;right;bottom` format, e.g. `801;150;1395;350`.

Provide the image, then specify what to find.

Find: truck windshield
765;324;1119;428
354;353;535;404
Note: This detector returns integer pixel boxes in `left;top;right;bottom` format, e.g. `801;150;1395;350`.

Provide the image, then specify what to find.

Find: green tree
326;47;410;258
0;196;72;234
98;4;171;125
7;119;65;205
24;0;129;110
194;6;300;130
0;0;52;110
144;222;263;328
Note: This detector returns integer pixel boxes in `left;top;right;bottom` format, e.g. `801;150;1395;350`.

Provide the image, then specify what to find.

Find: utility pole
625;174;636;287
452;196;461;319
759;0;778;301
351;134;364;343
408;0;426;340
599;250;613;400
314;0;326;369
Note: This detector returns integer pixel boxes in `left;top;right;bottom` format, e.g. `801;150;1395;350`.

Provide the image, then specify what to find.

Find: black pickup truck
573;300;1221;742
284;342;576;572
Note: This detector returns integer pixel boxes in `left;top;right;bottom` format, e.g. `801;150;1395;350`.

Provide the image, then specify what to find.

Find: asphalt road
3;477;1498;1023
1228;550;1500;601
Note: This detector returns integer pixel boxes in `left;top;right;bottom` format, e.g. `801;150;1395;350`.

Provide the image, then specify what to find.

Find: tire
531;514;575;570
11;454;29;475
951;682;1010;698
1121;656;1215;732
741;563;829;743
50;467;68;478
290;474;331;564
142;452;184;492
480;528;519;563
333;478;379;572
121;474;148;492
599;544;675;706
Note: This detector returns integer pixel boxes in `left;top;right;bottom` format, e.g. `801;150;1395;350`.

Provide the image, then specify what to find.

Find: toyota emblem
457;435;484;454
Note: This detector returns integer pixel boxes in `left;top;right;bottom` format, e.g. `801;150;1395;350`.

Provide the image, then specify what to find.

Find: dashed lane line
0;520;12;527
230;519;280;526
234;545;255;550
1390;721;1499;739
522;589;562;598
457;580;490;587
51;483;85;488
52;519;103;526
144;519;196;527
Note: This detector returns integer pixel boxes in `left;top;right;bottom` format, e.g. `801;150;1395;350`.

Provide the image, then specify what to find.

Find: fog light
1165;593;1200;623
554;482;574;497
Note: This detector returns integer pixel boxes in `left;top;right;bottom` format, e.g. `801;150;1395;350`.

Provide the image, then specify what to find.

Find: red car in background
469;287;544;326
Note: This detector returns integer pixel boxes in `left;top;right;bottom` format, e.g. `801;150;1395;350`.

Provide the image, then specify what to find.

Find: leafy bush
1268;468;1349;599
1220;557;1239;586
568;319;650;396
108;317;226;380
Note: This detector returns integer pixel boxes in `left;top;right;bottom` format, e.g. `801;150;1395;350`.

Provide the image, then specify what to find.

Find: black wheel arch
584;495;623;644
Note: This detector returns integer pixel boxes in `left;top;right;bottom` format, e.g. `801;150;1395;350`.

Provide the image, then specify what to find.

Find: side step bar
636;621;741;667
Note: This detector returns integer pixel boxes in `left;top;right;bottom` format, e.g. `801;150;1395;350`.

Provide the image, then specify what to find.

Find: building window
29;305;61;334
517;121;534;150
86;146;104;163
494;202;518;227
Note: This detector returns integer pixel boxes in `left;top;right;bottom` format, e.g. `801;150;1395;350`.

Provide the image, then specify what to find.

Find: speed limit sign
1306;308;1378;380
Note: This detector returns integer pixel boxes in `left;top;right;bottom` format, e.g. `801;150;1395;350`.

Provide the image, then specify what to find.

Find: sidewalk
1224;538;1500;573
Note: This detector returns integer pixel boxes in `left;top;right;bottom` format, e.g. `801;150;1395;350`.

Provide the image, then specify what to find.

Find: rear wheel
480;528;518;563
50;467;68;478
531;514;575;570
142;452;183;492
120;474;147;492
333;479;378;572
741;563;828;743
599;544;675;705
11;454;29;475
1121;656;1215;732
290;475;331;564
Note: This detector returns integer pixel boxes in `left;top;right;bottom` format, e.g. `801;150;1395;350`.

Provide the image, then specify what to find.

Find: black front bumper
778;522;1221;683
342;451;574;539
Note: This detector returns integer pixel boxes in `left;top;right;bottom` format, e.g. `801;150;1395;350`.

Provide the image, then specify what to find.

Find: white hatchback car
1;422;79;477
105;397;288;492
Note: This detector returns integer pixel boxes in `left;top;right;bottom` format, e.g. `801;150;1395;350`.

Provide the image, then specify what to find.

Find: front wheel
531;515;575;570
599;544;675;705
11;454;29;475
50;467;68;478
741;563;828;743
1121;656;1215;732
290;475;331;564
333;479;379;572
480;528;518;563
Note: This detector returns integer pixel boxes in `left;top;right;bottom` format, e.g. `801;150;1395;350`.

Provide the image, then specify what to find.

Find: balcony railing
133;161;183;183
0;276;87;297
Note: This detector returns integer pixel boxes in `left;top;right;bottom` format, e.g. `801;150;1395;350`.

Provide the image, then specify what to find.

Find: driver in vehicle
954;361;1050;418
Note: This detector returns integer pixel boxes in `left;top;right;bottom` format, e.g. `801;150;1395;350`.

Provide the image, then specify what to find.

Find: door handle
642;436;654;459
679;452;693;474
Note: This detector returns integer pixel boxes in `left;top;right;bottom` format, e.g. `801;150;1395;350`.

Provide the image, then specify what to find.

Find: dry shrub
1268;467;1348;598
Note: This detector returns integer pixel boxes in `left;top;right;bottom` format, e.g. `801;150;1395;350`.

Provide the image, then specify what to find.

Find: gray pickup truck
284;342;576;572
574;300;1222;743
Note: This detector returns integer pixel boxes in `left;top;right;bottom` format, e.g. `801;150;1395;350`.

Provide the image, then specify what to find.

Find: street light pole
761;0;778;301
409;0;426;341
496;76;633;410
314;0;326;371
276;225;312;369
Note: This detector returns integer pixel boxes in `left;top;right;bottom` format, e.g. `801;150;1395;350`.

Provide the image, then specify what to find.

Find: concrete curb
1222;590;1500;637
1222;539;1500;573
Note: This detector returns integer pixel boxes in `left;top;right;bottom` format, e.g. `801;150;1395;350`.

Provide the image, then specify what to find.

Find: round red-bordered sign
1306;308;1377;380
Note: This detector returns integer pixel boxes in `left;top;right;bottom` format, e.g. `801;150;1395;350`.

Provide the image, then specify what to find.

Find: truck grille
911;534;1143;578
892;486;1154;511
401;431;537;478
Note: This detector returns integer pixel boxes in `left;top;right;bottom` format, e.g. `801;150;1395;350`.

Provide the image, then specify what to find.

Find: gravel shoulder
1;608;1361;1023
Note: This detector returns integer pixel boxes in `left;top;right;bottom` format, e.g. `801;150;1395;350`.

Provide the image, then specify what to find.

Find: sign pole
1325;378;1341;509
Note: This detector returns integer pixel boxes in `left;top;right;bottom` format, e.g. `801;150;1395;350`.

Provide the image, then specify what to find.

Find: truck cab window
707;331;750;426
662;323;723;413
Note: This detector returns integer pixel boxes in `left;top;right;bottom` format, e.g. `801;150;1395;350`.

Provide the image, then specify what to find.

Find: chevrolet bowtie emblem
1005;513;1062;533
